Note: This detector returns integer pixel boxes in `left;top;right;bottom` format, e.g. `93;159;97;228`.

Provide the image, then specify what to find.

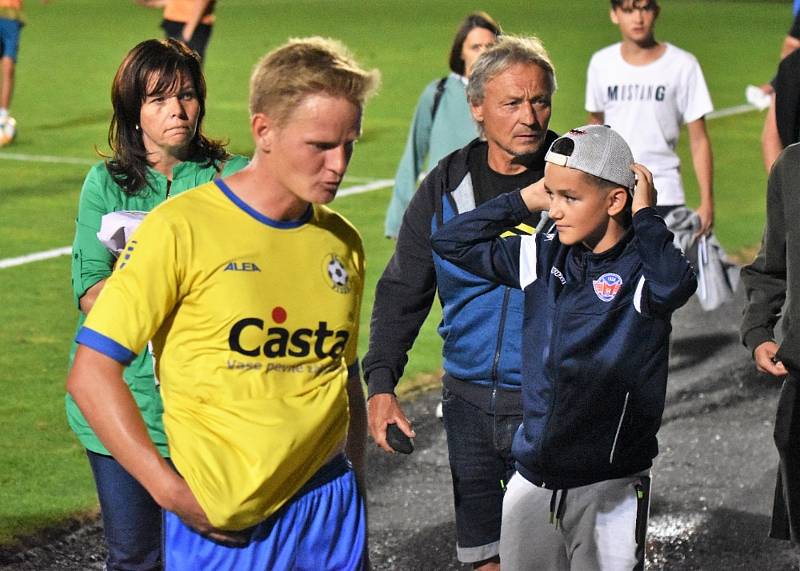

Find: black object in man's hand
386;423;414;454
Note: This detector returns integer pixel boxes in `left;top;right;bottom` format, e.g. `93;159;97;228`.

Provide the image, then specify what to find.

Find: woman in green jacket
66;38;247;571
384;11;501;238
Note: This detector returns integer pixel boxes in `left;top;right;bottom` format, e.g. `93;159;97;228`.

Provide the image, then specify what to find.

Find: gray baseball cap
544;125;635;191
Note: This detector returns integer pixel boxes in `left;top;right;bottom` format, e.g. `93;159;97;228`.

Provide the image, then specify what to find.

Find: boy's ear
607;187;629;216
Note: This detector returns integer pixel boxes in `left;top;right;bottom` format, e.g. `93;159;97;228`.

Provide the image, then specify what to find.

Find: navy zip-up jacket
431;190;697;488
363;136;556;409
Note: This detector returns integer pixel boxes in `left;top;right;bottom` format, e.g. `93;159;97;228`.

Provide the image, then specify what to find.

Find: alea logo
225;261;261;272
228;306;349;359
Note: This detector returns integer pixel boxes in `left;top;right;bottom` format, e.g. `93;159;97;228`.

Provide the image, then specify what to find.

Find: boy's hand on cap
520;178;549;212
630;163;656;214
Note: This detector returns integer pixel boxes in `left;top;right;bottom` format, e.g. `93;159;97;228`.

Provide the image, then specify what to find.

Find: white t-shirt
585;42;713;205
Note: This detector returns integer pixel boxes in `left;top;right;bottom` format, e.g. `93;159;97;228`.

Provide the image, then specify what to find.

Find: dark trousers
86;450;162;570
161;20;213;61
771;372;800;542
441;387;521;562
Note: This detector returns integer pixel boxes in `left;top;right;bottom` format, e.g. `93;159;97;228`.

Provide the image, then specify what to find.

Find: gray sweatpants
500;471;650;570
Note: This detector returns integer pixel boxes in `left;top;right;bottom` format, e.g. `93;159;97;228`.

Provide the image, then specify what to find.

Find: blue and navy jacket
363;137;556;412
431;190;697;487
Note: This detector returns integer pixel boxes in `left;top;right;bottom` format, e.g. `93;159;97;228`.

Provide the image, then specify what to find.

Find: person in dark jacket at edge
362;35;558;571
431;125;696;569
741;142;800;546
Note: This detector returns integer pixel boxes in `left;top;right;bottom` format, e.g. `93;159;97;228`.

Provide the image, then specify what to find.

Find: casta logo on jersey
228;305;350;359
593;273;623;302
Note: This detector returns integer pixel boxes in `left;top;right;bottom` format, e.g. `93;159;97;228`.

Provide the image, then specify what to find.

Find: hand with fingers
754;340;789;378
163;476;251;545
630;163;657;214
693;201;714;238
367;393;416;454
520;178;549;213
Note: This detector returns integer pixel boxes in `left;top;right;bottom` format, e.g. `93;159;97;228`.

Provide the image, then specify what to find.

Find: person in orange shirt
135;0;215;61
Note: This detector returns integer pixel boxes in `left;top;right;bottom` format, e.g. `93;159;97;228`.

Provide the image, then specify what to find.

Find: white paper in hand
97;211;148;257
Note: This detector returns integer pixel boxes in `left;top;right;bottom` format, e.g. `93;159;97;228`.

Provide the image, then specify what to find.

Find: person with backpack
383;11;500;238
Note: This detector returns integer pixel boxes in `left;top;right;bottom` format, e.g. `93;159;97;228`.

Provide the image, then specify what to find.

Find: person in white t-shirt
586;0;715;236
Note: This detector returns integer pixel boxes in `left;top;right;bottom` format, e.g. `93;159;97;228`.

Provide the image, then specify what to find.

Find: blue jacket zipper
489;286;512;414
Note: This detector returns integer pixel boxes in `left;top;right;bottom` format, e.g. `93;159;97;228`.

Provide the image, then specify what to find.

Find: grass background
0;0;788;546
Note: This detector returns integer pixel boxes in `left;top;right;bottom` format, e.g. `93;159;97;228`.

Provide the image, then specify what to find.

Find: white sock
0;108;7;119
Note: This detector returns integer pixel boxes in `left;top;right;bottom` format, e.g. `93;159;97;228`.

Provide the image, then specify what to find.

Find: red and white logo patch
592;273;623;302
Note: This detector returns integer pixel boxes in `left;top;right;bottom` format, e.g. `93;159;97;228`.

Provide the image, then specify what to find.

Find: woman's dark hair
106;38;229;195
448;11;502;76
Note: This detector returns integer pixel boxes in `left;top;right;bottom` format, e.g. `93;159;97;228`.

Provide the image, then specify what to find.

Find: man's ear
610;7;620;25
251;112;274;153
607;187;629;216
470;100;484;124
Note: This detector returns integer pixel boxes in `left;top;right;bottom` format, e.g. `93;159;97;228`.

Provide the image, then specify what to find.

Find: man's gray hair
466;35;557;105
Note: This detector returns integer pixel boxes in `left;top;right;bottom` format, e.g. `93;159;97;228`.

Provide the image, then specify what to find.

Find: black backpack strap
431;76;448;122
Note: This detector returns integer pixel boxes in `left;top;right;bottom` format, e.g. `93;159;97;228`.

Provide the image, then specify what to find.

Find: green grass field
0;0;788;546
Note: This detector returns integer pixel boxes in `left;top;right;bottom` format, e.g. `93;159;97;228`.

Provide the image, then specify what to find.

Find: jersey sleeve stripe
76;327;137;365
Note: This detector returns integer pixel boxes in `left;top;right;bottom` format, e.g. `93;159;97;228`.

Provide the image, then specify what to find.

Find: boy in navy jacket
431;125;696;569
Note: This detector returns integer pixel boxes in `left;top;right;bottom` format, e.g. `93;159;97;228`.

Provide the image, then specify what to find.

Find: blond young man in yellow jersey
67;37;379;570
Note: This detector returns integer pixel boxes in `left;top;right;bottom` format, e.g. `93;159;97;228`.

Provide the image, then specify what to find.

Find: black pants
772;372;800;542
161;19;213;61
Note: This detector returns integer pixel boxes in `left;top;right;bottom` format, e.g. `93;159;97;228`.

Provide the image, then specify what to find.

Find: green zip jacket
66;155;249;456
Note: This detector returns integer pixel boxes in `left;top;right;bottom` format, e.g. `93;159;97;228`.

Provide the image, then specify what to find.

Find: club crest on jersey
593;272;623;302
323;253;350;294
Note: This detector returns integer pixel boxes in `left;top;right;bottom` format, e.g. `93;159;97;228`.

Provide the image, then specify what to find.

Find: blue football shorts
164;454;366;570
0;18;22;62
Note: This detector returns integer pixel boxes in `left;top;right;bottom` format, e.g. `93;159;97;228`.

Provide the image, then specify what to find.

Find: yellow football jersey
78;180;364;530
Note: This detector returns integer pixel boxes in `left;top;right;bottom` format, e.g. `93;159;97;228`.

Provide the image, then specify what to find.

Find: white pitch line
0;246;72;269
340;176;377;183
0;98;758;271
0;152;96;166
0;99;762;170
0;150;387;187
0;178;395;271
338;178;394;197
707;103;758;120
